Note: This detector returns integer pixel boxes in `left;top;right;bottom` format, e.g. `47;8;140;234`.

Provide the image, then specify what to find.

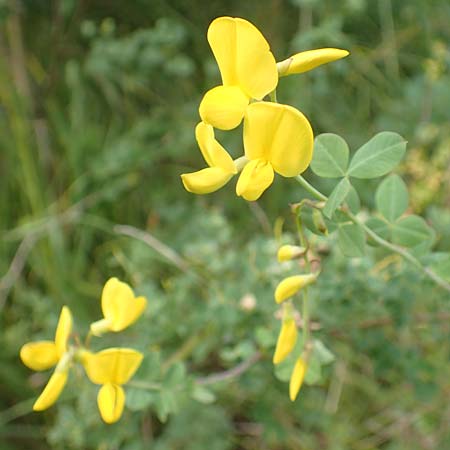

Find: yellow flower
181;122;237;194
289;356;307;401
236;102;313;201
277;245;306;262
82;348;143;423
274;274;317;304
20;306;73;411
90;278;147;336
277;48;349;76
199;17;278;130
273;318;297;364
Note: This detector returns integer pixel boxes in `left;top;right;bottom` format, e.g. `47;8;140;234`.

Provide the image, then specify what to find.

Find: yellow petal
278;48;350;76
20;341;58;371
33;370;68;411
244;102;313;177
181;167;234;194
207;17;278;99
54;306;72;358
199;85;249;130
97;383;125;424
236;159;274;201
100;278;147;333
83;348;143;385
195;122;236;173
273;319;298;364
274;274;317;304
277;245;306;262
289;357;307;401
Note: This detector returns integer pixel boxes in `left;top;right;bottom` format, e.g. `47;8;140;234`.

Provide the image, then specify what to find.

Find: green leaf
311;133;349;178
392;215;435;248
345;185;360;214
313;340;335;365
304;355;322;385
191;385;216;404
348;132;407;179
126;388;155;411
375;174;409;222
323;177;351;219
365;217;391;244
337;223;366;257
429;253;450;282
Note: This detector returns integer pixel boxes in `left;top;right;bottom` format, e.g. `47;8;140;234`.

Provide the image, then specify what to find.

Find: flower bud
273;318;297;364
274;274;317;304
277;245;306;262
289;356;307;401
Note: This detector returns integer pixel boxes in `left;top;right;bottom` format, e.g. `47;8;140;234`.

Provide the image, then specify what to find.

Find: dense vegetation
1;1;450;449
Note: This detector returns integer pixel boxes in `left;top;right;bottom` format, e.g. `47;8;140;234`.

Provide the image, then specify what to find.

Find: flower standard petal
199;85;249;130
244;102;313;177
33;370;69;411
236;159;274;201
273;319;298;364
97;383;125;424
274;274;317;304
278;48;349;76
54;306;73;358
195;122;236;173
20;341;59;371
289;357;307;401
181;167;235;194
207;17;278;99
83;348;143;386
233;17;278;99
93;278;147;334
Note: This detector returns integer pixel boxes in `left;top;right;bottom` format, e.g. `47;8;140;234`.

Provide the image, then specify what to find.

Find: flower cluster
181;16;348;201
20;277;146;424
273;246;317;401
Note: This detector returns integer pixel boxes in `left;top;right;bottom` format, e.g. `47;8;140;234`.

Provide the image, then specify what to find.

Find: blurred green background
1;0;450;449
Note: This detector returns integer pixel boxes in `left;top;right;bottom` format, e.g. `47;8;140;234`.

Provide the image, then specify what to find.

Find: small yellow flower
236;102;313;201
181;122;237;194
274;274;317;304
82;348;143;424
199;17;278;130
90;278;147;336
20;306;73;411
273;318;297;364
289;356;307;401
277;245;306;262
277;48;349;76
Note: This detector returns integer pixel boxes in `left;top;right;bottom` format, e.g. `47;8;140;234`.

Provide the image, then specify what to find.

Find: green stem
295;176;450;293
269;89;278;103
127;380;162;391
295;207;312;345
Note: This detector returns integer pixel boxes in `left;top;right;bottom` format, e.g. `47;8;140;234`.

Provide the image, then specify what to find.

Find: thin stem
295;176;450;293
295;208;312;345
269;90;278;103
128;380;162;391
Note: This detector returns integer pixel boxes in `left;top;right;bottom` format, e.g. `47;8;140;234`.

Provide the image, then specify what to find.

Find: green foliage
1;1;450;450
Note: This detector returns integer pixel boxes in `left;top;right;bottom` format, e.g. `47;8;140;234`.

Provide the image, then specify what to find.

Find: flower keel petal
236;159;274;201
181;167;234;194
97;383;125;424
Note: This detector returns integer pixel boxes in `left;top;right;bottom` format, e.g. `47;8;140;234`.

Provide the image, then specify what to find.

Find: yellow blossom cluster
181;16;348;201
20;277;146;424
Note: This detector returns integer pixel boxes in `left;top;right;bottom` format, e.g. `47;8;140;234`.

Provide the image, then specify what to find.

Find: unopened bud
277;245;307;262
273;318;297;364
289;356;307;401
312;209;328;235
274;274;317;304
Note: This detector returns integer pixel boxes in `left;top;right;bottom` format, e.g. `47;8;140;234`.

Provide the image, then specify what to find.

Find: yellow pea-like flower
237;102;313;201
82;348;143;424
90;278;147;336
181;122;237;194
199;17;278;130
274;274;317;304
273;318;298;364
277;245;306;262
277;48;349;76
289;356;307;401
20;306;73;411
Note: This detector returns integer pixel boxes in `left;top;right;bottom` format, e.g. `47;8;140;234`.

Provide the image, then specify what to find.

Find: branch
295;176;450;293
